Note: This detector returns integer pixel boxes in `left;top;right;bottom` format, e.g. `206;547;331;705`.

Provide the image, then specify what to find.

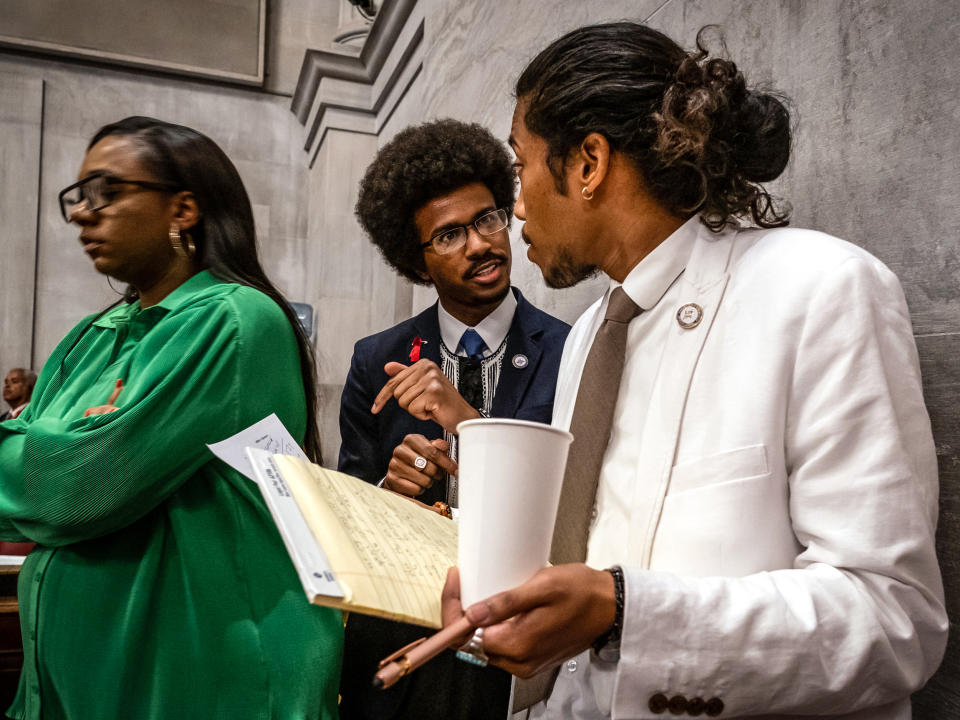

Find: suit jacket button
668;695;687;714
705;697;724;716
649;693;669;713
687;697;706;716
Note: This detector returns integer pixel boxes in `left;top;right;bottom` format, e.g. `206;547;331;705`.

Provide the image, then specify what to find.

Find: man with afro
337;119;569;720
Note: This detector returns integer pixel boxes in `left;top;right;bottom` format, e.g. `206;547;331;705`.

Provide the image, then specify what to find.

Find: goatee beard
543;247;598;289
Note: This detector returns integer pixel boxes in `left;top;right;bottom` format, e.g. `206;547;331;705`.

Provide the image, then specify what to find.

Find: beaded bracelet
592;566;625;658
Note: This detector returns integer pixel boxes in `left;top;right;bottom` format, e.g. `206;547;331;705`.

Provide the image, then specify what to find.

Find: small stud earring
581;186;594;201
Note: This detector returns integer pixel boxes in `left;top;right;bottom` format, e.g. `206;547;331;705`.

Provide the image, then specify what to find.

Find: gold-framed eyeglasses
420;208;509;255
58;172;178;222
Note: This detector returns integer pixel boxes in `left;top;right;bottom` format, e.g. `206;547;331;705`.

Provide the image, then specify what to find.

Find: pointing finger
372;363;412;413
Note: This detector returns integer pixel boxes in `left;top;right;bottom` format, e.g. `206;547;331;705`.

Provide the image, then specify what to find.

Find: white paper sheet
205;416;343;600
206;413;307;482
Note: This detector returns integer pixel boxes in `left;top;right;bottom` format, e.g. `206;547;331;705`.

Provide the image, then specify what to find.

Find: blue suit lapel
491;290;543;418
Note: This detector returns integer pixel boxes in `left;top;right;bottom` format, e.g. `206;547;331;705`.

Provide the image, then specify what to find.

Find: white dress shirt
438;288;517;358
586;220;695;571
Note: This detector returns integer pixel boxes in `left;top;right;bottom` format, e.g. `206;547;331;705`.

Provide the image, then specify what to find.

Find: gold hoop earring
581;186;594;201
169;226;187;258
183;231;197;258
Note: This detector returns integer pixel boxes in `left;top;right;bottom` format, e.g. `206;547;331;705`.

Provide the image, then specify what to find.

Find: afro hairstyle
355;118;516;285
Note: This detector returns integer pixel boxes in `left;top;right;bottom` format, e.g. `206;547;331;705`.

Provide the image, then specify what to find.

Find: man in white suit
441;22;946;720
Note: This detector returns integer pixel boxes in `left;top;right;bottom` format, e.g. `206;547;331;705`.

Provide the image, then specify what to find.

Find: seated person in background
0;116;343;720
0;369;37;554
337;119;569;720
1;369;36;422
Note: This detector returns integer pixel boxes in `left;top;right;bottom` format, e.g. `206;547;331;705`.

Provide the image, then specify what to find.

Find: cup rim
455;417;573;441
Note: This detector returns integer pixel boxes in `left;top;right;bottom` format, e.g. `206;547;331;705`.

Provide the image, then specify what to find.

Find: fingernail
465;602;491;625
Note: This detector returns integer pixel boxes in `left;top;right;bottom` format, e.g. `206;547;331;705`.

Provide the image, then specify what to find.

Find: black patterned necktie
458;329;487;411
458;358;483;411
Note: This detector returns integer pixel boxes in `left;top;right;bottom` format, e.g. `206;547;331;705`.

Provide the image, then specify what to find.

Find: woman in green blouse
0;117;342;719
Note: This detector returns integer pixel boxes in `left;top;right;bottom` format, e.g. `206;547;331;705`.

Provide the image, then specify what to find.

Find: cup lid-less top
455;417;574;442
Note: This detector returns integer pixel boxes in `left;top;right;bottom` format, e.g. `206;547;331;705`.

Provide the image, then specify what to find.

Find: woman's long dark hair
87;116;322;463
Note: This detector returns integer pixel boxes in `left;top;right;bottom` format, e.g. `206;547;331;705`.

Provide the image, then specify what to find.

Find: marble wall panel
304;127;386;465
3;0;264;82
266;0;343;96
0;73;42;375
234;157;311;299
318;382;347;468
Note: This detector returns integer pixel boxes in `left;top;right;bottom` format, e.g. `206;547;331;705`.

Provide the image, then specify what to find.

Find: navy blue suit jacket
337;288;569;720
338;287;570;504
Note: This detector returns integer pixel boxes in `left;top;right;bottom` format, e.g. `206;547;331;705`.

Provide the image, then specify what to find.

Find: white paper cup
455;418;573;606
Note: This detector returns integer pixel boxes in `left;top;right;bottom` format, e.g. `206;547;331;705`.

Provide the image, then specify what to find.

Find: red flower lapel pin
409;336;426;362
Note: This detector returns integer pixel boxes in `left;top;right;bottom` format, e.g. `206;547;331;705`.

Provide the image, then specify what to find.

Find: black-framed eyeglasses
58;172;179;222
419;208;509;255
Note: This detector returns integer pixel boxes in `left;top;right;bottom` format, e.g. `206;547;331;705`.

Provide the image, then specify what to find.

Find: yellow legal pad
248;450;457;629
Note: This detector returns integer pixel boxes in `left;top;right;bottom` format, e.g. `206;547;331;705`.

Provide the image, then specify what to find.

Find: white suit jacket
530;222;947;720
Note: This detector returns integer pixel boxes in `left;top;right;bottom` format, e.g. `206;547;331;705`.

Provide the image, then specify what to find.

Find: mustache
464;252;507;278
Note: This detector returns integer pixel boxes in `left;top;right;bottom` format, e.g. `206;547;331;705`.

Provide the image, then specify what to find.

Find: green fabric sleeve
0;287;306;546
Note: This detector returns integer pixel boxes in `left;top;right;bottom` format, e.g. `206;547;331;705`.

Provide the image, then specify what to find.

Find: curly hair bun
732;92;791;183
653;28;791;229
658;54;789;184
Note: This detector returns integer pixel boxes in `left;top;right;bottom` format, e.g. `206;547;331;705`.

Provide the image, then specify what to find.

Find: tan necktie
551;286;641;564
513;287;641;712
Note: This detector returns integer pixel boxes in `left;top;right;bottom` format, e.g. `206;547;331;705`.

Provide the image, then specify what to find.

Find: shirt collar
616;215;699;310
437;288;518;356
155;270;221;311
92;270;221;328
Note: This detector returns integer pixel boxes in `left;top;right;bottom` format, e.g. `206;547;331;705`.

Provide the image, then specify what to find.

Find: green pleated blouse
0;271;343;720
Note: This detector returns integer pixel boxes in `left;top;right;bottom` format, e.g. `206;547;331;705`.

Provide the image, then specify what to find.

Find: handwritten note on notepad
210;418;457;628
273;455;458;628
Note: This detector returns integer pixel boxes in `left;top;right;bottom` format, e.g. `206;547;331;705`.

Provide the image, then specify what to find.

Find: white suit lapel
627;225;737;567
